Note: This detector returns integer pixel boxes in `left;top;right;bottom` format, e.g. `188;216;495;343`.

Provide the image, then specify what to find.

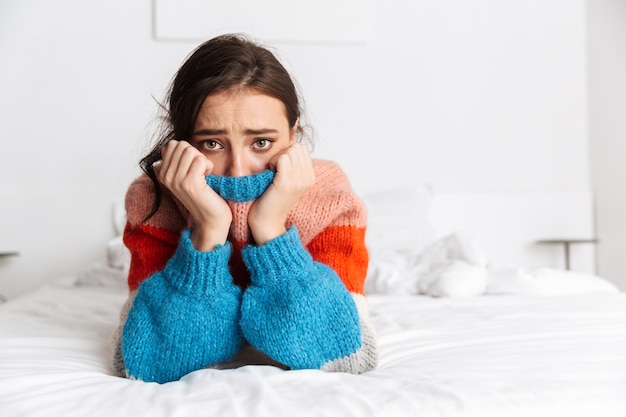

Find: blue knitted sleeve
121;230;244;383
239;227;362;370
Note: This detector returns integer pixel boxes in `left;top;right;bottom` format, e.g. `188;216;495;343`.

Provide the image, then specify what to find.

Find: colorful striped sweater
112;159;378;383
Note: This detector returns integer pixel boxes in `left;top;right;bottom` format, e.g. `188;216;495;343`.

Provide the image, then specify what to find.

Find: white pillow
75;203;130;287
486;265;620;296
362;185;436;255
418;261;487;297
75;236;130;287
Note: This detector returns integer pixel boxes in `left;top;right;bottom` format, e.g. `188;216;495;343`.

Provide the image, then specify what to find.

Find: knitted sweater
113;159;377;383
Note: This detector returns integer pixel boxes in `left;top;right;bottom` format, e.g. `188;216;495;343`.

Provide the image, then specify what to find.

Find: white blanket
1;278;625;417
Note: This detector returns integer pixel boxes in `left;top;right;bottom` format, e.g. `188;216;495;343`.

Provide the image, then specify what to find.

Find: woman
112;34;377;383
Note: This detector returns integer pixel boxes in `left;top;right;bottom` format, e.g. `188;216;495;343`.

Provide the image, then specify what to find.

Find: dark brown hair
141;33;308;221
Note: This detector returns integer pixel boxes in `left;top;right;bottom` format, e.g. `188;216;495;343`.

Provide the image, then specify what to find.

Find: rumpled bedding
1;277;625;417
366;232;620;297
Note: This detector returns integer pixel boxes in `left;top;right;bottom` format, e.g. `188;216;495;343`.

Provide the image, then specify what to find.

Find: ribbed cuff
163;229;233;296
242;227;312;286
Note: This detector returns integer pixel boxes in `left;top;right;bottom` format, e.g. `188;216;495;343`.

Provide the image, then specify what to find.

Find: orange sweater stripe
306;225;368;295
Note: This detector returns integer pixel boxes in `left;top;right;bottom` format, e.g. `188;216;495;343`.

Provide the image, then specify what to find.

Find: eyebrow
193;128;280;136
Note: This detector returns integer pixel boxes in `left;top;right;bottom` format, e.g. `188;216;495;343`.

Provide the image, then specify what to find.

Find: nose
225;150;251;177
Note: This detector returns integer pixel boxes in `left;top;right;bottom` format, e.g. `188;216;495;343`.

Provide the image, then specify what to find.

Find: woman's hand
248;143;315;245
159;140;232;251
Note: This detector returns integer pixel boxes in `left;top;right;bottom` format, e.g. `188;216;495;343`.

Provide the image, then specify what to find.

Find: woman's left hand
248;143;315;245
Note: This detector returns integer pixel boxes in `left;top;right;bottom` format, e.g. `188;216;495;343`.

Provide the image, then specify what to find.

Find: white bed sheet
1;278;625;417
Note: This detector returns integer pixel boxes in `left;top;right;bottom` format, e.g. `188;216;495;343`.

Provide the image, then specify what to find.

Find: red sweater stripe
124;223;178;291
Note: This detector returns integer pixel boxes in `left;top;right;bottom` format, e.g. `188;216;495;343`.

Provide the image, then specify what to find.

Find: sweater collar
205;170;275;202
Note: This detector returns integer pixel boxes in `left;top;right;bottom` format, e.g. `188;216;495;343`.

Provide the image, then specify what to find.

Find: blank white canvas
154;0;370;43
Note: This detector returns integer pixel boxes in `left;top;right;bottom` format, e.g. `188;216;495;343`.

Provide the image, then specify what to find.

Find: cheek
247;153;275;173
196;151;226;176
247;143;290;173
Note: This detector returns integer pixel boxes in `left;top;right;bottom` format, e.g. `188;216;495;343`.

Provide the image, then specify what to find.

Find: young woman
112;34;377;383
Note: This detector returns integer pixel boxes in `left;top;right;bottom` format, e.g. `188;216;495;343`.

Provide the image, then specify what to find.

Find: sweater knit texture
117;159;377;383
205;169;274;202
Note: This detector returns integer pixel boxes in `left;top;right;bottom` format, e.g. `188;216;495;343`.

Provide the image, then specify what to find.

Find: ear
289;118;299;144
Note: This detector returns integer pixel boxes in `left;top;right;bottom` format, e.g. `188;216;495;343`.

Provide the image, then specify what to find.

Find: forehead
197;89;289;127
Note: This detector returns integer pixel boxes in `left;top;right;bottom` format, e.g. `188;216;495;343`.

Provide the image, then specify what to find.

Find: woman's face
190;89;296;177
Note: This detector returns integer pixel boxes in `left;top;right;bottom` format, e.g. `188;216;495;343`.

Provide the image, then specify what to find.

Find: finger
291;143;310;172
268;151;283;172
162;141;197;186
270;142;300;173
272;151;293;179
175;144;203;179
161;141;186;186
187;154;214;181
159;140;179;181
286;143;314;181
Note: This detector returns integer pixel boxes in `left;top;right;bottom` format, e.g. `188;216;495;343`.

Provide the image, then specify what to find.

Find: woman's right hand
159;140;232;251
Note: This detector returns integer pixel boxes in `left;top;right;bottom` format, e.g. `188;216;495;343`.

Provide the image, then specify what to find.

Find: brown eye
253;138;273;151
202;140;223;151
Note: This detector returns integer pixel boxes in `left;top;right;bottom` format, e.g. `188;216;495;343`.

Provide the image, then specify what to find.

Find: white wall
588;0;626;290
283;1;589;195
0;0;593;298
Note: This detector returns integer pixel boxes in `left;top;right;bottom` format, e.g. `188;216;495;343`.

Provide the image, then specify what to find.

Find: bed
1;187;625;417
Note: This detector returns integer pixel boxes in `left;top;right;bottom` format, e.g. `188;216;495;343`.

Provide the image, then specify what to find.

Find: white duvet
1;277;625;417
